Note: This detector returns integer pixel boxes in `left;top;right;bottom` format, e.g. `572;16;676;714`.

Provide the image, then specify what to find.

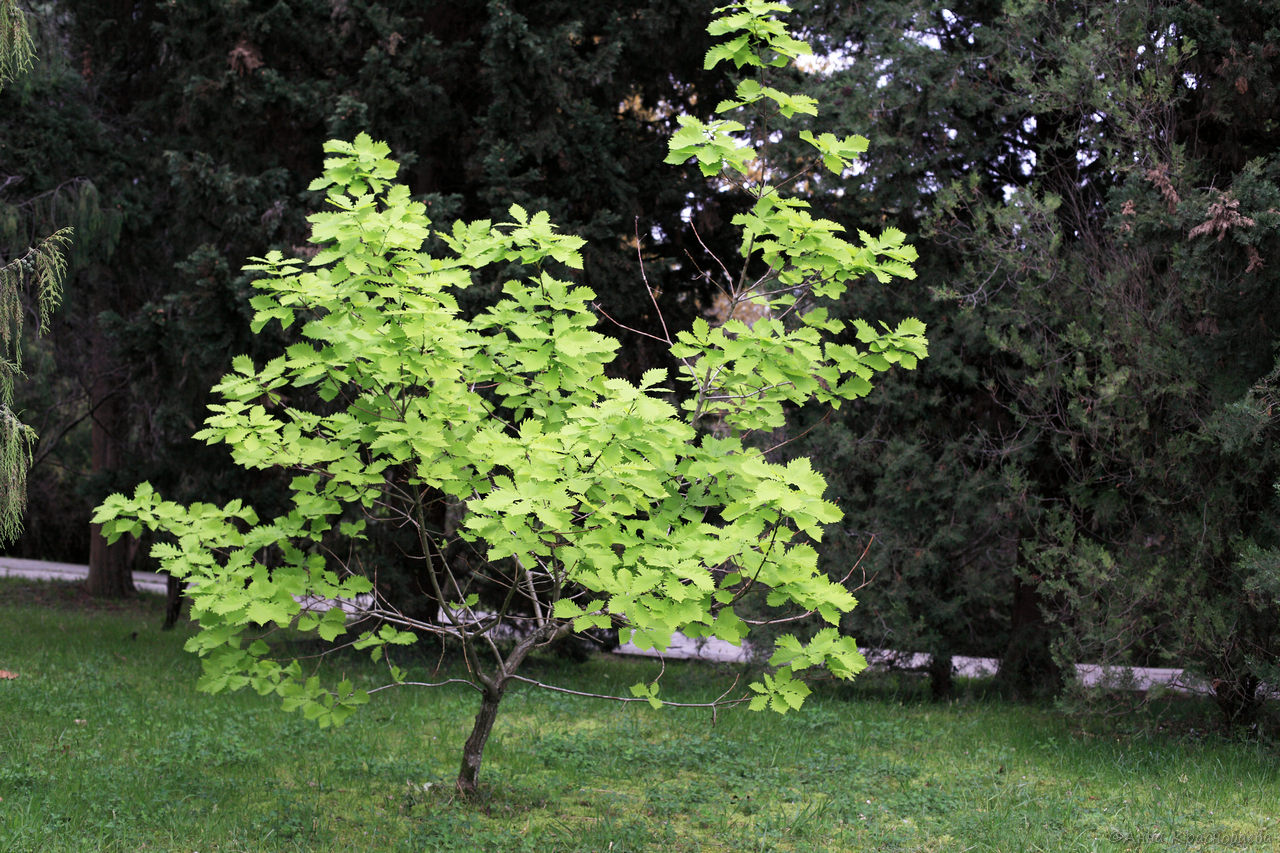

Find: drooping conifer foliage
0;0;70;543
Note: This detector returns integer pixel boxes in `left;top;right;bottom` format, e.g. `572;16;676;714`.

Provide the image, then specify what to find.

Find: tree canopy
94;1;927;793
4;0;1279;728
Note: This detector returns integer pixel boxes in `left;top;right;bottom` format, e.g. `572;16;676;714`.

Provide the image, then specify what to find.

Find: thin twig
740;536;876;626
834;534;876;589
689;220;735;289
760;409;832;456
367;678;481;695
635;218;674;346
700;382;795;403
508;674;751;709
593;302;672;345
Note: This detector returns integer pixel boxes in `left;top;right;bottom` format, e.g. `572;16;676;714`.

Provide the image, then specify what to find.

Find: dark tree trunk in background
162;573;183;629
422;492;449;625
86;342;134;599
928;653;954;701
1211;673;1262;728
997;574;1062;699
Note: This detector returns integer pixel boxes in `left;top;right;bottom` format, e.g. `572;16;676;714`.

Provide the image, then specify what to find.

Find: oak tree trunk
453;622;573;794
456;680;508;795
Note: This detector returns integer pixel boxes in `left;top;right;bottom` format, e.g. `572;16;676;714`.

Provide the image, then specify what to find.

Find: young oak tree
94;0;927;794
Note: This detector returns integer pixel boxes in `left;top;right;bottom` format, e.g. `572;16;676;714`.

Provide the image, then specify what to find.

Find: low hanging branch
1;0;71;543
94;0;929;796
0;0;36;89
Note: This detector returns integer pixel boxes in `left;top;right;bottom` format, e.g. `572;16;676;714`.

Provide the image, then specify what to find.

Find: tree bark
456;679;508;796
162;572;183;629
453;621;573;794
928;653;954;701
85;346;134;599
996;573;1063;699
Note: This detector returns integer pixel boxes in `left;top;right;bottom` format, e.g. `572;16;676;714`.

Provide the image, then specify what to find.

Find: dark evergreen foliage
5;0;737;602
783;0;1280;715
5;0;1278;725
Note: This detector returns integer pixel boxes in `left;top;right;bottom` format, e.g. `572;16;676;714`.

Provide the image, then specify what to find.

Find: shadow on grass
0;576;166;615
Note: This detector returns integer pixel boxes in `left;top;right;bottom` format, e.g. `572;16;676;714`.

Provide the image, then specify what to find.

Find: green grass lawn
1;577;1277;852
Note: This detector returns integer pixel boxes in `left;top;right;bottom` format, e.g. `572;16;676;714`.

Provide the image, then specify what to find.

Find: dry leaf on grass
0;670;18;679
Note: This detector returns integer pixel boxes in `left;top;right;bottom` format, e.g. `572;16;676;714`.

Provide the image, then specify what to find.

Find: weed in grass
0;762;48;791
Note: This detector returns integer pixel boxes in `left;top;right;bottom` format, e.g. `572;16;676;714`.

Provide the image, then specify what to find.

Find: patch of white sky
660;5;967;234
831;10;1185;208
662;7;1191;241
794;7;987;202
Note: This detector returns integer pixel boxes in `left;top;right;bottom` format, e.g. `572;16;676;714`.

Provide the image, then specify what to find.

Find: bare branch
368;678;481;695
688;219;736;290
592;301;672;345
760;409;832;456
508;674;751;710
634;218;674;346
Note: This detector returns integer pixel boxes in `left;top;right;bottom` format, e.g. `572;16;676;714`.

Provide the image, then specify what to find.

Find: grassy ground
1;577;1277;852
